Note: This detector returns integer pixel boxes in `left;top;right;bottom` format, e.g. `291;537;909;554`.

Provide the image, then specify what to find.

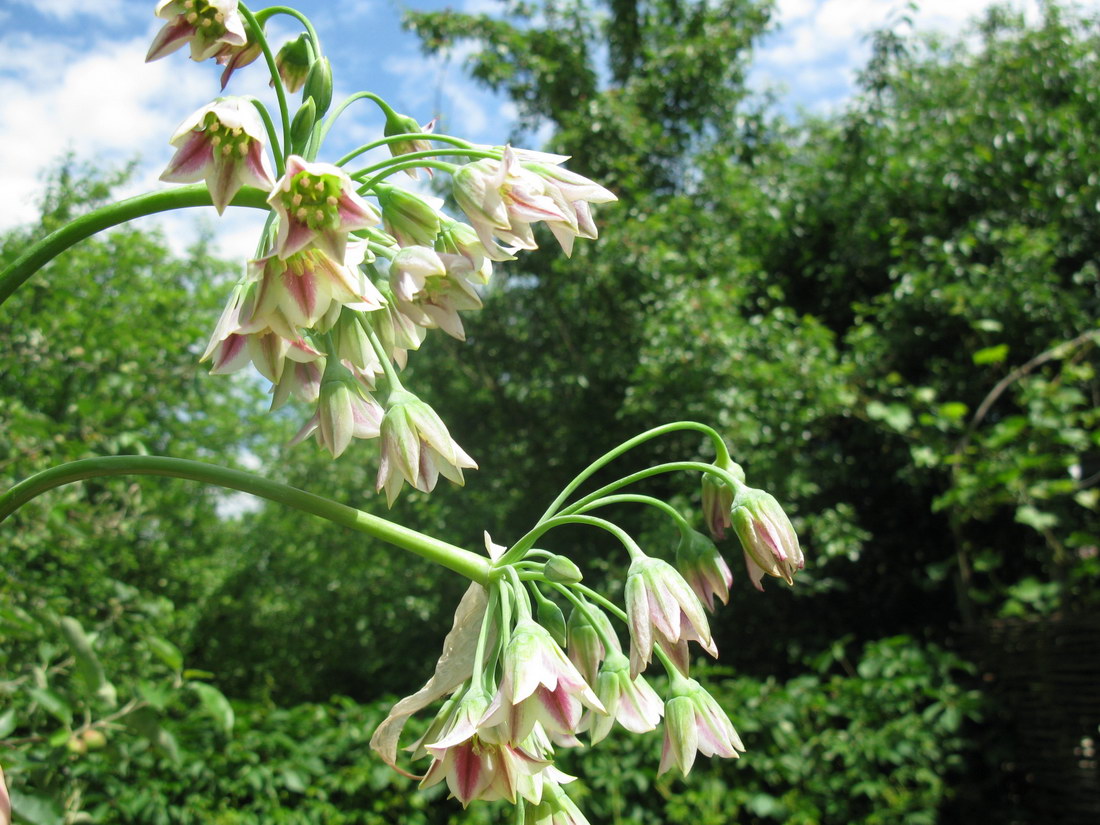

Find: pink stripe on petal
281;269;319;324
279;221;316;259
161;133;213;182
146;18;194;61
452;744;483;806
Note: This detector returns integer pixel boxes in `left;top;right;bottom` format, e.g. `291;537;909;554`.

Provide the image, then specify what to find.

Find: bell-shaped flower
250;241;384;335
583;651;663;745
269;155;381;261
160;97;275;214
291;366;383;458
731;488;804;590
390;246;482;341
675;529;733;612
482;618;604;745
213;28;263;89
437;218;515;269
524;780;592;825
146;0;247;63
369;282;426;369
330;308;383;376
270;358;324;411
376;391;477;504
700;456;744;540
523;161;617;257
625;554;716;678
658;676;744;777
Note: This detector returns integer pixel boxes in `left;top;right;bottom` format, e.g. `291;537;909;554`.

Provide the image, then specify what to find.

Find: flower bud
273;34;311;93
543;554;582;584
658;677;743;776
730;488;804;590
384;111;435;177
377;184;441;247
290;96;317;149
303;56;333;116
675;529;732;612
700;456;744;540
537;597;568;648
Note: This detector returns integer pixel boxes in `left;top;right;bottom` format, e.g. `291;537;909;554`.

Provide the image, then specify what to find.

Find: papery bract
160;97;275;214
147;0;247;63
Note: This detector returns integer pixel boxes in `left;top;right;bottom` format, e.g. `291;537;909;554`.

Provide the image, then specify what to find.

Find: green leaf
1015;505;1058;531
972;344;1009;365
147;636;184;672
9;790;64;825
27;687;72;727
866;400;913;432
937;401;969;422
190;682;235;736
58;616;117;707
0;707;16;738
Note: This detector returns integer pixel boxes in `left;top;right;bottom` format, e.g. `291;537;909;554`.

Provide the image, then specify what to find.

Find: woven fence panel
967;616;1100;824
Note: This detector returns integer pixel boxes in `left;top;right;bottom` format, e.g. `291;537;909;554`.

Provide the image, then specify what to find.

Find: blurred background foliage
1;1;1097;823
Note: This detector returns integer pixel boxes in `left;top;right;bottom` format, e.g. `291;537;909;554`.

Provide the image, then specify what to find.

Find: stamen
292;193;303;207
186;12;198;23
326;195;338;206
315;209;325;222
296;207;309;221
222;145;233;156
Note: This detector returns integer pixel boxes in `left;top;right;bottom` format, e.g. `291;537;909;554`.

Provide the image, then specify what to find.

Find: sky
0;0;1091;259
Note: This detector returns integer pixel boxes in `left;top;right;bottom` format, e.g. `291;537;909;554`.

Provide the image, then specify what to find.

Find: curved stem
0;185;270;308
572;493;691;534
0;456;490;585
333;133;474;168
319;91;395;148
239;3;291;165
247;97;285;178
257;5;322;51
499;514;642;567
538;421;731;523
352;149;494;182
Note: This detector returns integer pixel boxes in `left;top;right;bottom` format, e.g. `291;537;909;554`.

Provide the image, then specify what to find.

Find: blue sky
0;0;1086;256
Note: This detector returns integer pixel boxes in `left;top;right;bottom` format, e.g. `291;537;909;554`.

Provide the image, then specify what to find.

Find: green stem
333;133;475;168
239;3;291;165
538;421;731;523
356;160;460;193
365;327;404;394
560;461;746;520
246;97;285;178
0;185;270;308
0;456;490;585
353;149;494;182
500;514;642;567
258;5;322;51
319;92;395;148
573;493;691;533
547;584;621;652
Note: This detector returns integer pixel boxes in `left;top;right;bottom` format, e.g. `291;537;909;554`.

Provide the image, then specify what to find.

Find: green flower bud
290;96;317;149
303;56;333;116
543;554;583;584
273;34;311;93
536;596;568;647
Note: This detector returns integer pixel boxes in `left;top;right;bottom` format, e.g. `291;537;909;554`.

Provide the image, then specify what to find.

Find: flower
390;246;482;341
730;488;804;590
483;618;604;745
146;0;247;63
625;554;716;678
369;282;426;369
249;242;384;335
291;368;383;458
584;651;663;744
377;185;441;248
523;780;592;825
658;676;744;776
213;29;263;89
270;358;323;411
675;529;733;612
523;161;617;256
160;97;275;214
268;156;381;261
566;604;618;687
700;456;744;540
376;391;477;504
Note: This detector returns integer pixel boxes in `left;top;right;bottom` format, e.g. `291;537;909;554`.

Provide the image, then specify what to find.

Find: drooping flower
675;529;733;612
390;246;482;340
268;156;380;261
583;651;663;745
700;456;744;540
377;185;442;248
160;97;275;214
291;367;384;458
249;241;384;335
270;358;324;411
524;780;592;825
625;554;716;678
213;28;263;89
483;617;605;745
658;676;744;777
376;391;477;504
523;161;618;256
146;0;247;63
730;488;804;590
566;604;618;687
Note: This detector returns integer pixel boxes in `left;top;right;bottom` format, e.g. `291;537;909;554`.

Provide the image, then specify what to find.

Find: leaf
27;688;72;727
190;682;235;736
9;790;64;825
866;400;913;433
1015;505;1058;531
147;636;183;672
972;344;1009;365
0;707;17;738
937;402;969;422
58;617;117;708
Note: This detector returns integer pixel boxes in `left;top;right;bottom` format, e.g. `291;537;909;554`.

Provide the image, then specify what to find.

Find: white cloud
8;0;133;23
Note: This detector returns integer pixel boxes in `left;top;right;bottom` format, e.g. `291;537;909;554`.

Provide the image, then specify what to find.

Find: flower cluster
372;451;803;822
147;0;617;501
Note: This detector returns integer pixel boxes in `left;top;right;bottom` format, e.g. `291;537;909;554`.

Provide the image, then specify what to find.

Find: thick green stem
538;421;731;522
352;148;494;182
0;185;270;308
0;456;490;585
239;4;291;164
357;160;459;193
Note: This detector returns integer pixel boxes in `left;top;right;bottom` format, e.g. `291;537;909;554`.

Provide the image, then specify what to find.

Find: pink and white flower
376;391;477;504
268;156;380;261
583;651;663;745
160;97;274;214
658;677;744;776
675;529;733;612
146;0;247;63
625;555;716;678
390;246;482;341
731;489;804;590
291;370;384;458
